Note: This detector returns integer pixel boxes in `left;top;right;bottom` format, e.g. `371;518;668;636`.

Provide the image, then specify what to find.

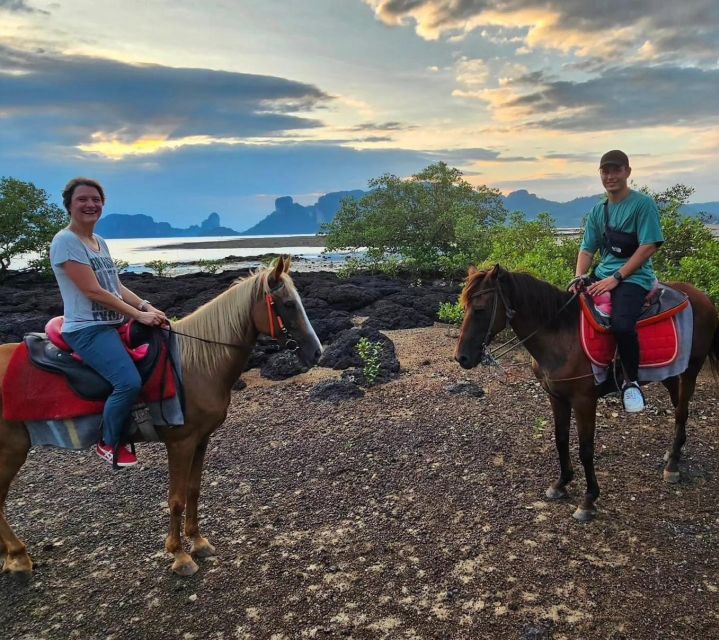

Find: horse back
0;343;20;388
666;282;719;361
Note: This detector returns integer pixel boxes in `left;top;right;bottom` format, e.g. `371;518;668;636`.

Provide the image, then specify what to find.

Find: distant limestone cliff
96;212;239;238
239;190;366;236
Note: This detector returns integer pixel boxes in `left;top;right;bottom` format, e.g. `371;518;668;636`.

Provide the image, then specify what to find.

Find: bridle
264;289;299;352
469;276;578;362
470;280;516;355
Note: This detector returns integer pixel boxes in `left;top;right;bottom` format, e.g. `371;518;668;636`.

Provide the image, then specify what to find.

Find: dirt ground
1;325;718;640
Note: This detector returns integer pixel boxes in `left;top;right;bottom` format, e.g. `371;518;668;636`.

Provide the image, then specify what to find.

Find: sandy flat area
154;235;327;250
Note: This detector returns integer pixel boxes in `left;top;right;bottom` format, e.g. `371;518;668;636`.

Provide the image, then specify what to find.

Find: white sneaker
622;382;645;413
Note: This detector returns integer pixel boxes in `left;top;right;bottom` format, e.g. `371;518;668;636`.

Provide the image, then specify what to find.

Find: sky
2;0;719;229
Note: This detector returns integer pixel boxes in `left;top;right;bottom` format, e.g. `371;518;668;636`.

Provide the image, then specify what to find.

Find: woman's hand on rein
136;309;169;327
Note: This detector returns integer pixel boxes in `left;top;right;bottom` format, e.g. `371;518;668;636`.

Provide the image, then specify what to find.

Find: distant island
96;211;239;239
96;190;719;239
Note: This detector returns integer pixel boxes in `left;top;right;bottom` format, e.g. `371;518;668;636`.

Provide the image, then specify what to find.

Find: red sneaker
95;442;138;467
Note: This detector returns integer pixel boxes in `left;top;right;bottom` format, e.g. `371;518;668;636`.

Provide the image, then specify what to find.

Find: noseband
265;291;299;352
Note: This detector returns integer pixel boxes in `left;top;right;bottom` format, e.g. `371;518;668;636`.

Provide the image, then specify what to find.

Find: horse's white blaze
290;285;323;354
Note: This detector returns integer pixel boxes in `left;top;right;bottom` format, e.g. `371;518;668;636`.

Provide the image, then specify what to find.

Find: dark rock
446;382;485;398
319;326;399;384
521;622;553;640
260;351;307;380
362;298;434;330
232;378;247;391
312;283;381;312
309;311;353;343
309;379;364;402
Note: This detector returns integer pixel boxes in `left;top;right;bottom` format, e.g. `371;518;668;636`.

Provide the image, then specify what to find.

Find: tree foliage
0;177;66;277
323;162;506;274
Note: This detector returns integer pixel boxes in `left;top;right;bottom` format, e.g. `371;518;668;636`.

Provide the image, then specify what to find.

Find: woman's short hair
62;177;106;212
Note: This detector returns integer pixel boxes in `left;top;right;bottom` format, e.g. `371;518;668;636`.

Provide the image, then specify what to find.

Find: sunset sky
2;0;718;228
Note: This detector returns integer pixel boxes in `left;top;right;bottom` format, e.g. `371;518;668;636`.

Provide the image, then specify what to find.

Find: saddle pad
2;342;177;421
580;314;679;368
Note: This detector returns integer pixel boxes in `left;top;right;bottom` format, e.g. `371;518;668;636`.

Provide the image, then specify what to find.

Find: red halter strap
265;293;284;339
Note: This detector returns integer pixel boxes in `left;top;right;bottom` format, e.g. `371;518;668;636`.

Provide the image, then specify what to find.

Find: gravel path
2;326;718;639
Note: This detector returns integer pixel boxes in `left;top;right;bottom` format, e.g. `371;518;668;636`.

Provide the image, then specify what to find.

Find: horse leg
545;395;574;499
662;371;697;484
0;424;32;573
572;399;600;522
164;439;199;576
185;436;216;558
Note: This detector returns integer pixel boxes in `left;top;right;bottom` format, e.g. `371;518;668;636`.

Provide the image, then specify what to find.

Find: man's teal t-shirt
580;190;664;291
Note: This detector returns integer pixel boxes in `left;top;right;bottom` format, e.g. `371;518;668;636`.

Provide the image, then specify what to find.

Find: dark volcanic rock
309;379;364;402
446;382;485;398
260;351;307;380
308;311;353;343
319;326;400;383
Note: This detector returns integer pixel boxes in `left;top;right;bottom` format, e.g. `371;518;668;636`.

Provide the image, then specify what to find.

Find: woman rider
50;177;168;467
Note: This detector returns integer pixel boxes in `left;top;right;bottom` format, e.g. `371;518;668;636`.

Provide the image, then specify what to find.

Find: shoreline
150;235;327;250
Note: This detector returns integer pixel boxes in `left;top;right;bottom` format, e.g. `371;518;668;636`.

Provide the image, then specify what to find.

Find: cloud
363;0;719;65
0;0;43;13
347;121;416;131
491;65;719;131
0;44;331;157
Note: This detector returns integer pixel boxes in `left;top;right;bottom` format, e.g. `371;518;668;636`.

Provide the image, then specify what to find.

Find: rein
163;289;299;353
471;279;579;361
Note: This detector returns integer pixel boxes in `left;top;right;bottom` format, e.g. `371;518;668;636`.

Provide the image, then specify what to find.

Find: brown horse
455;265;719;522
0;257;322;575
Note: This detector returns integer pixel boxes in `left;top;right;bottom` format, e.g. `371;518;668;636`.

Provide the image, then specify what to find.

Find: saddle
26;318;160;400
579;285;690;368
2;320;177;421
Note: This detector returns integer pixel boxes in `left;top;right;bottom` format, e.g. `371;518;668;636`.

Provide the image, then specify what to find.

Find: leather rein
471;278;578;361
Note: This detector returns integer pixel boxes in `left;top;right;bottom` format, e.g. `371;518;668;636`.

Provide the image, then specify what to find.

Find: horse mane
462;268;578;332
174;266;294;375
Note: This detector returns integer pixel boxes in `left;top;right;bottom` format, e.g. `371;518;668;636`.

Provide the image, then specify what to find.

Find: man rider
573;150;664;412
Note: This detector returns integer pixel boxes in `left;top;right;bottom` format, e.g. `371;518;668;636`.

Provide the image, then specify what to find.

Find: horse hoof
172;554;199;577
572;507;596;523
546;486;569;500
190;539;216;558
663;469;680;484
2;554;33;574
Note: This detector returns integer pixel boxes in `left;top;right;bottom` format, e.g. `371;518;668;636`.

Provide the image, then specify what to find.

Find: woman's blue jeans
62;324;142;447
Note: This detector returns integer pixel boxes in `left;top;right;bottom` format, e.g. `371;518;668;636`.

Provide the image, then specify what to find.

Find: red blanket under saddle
579;296;687;368
2;343;177;421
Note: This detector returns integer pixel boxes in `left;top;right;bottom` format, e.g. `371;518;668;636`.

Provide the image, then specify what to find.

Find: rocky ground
1;270;718;639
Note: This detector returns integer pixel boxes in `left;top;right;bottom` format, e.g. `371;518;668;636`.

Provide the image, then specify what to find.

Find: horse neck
174;274;262;387
504;273;578;361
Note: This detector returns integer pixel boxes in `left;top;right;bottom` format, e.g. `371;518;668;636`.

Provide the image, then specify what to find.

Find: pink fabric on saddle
588;281;661;318
44;317;149;362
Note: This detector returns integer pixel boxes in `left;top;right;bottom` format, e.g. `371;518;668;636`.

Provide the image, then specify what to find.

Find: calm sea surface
13;235;344;274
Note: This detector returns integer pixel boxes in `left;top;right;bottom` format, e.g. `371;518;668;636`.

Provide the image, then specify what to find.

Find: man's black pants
610;281;648;381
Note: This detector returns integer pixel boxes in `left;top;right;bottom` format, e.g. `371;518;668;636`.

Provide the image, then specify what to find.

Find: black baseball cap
599;149;629;168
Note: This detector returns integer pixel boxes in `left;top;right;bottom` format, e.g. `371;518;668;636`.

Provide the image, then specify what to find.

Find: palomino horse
0;256;322;575
455;265;719;522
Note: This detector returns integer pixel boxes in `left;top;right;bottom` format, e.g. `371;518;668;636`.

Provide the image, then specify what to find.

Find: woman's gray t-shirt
50;228;124;332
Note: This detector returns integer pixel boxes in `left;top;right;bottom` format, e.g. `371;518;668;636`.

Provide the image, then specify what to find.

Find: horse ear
271;256;285;284
282;255;292;273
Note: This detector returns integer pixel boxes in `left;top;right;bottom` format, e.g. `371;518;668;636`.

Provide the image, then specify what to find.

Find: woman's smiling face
69;185;104;225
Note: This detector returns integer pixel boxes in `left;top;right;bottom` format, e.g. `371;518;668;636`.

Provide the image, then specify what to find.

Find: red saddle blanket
2;342;177;421
579;296;688;368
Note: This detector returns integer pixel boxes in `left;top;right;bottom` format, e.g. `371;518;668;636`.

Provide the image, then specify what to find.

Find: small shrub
337;256;366;279
113;259;129;274
145;259;173;277
357;337;382;386
437;300;464;325
197;258;222;274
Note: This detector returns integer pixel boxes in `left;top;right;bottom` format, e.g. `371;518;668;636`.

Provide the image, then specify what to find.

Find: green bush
197;258;223;274
323;162;505;275
437;300;464;325
145;259;173;277
0;177;66;279
113;259;129;274
357;337;382;386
